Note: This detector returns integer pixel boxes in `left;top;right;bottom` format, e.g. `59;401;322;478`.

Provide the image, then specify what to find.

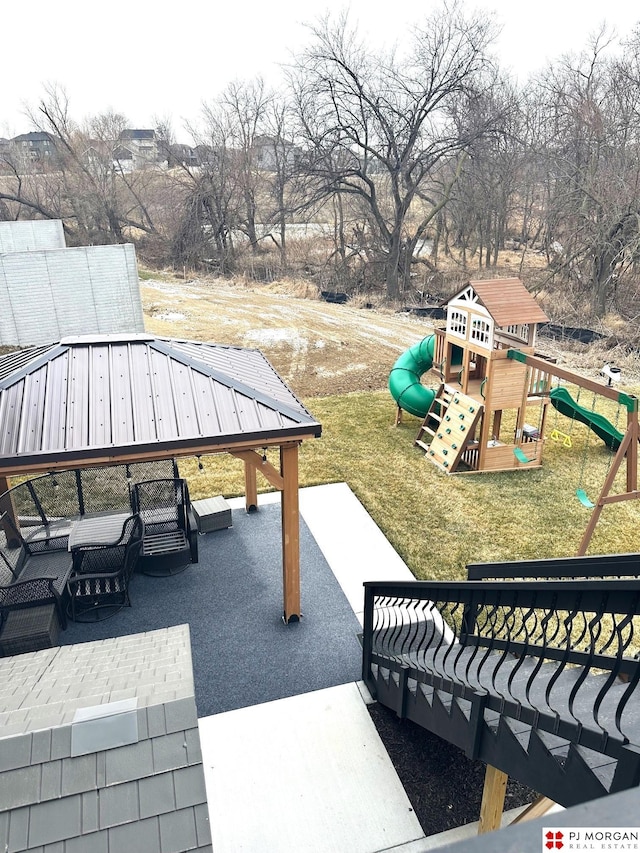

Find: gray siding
0;244;144;346
0;220;65;253
0;626;212;853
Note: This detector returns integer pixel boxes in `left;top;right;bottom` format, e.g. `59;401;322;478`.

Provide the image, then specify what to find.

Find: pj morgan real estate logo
543;828;640;850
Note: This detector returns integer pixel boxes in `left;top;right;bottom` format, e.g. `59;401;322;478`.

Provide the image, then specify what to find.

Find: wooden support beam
0;476;19;547
508;350;637;405
230;450;285;491
280;443;301;623
509;796;557;825
626;405;638;494
478;765;508;835
577;425;635;556
0;435;319;479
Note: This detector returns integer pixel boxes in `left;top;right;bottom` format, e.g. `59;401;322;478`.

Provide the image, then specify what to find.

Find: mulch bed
368;703;536;837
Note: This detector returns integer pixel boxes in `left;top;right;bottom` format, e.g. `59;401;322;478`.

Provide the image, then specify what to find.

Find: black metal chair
132;479;198;576
0;511;73;631
66;514;144;622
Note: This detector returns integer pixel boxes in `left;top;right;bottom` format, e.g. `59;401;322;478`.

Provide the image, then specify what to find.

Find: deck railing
362;577;640;761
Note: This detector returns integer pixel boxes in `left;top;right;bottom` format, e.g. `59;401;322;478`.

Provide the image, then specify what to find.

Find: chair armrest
67;566;126;586
0;576;66;629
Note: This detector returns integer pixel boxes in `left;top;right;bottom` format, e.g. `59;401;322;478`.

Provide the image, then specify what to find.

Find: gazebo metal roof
0;334;321;475
0;334;321;622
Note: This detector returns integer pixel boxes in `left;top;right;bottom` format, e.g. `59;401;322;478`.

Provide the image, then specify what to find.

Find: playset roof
449;278;549;327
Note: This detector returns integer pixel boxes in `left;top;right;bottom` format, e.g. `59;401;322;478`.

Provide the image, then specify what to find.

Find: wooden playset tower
416;278;551;473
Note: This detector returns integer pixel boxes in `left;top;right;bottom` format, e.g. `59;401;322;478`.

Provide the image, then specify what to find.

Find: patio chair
132;479;198;576
0;511;74;631
66;514;144;622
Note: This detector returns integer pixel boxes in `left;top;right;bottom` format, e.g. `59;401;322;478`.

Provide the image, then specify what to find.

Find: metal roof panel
0;336;321;472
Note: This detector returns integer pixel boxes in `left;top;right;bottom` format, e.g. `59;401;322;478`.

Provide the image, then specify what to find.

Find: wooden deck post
478;765;508;834
280;443;301;623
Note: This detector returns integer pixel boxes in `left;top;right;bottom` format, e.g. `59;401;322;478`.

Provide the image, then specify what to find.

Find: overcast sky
2;0;638;140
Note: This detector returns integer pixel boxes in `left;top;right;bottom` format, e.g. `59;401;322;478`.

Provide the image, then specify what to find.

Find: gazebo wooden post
230;446;302;622
280;443;301;623
243;458;258;512
0;476;20;547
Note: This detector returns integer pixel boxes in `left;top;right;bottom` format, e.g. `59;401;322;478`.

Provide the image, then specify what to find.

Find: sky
2;0;638;141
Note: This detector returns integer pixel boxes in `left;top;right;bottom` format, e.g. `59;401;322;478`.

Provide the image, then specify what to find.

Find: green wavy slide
388;336;464;418
388;335;436;418
549;386;623;451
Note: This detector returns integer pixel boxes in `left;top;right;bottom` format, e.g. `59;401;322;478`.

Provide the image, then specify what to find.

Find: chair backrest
133;479;187;534
74;514;142;575
123;515;145;578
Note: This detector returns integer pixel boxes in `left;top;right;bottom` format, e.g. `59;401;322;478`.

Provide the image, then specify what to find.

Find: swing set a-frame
508;350;639;556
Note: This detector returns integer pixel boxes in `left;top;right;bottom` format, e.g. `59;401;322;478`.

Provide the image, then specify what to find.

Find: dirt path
142;276;433;397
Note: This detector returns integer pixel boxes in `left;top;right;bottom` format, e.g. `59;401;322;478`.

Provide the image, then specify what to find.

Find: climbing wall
425;390;483;473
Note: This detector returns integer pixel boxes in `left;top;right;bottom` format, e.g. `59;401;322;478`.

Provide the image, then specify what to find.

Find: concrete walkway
200;682;424;853
198;483;541;852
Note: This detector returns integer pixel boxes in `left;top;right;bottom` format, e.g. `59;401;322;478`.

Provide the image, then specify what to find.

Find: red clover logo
545;830;564;849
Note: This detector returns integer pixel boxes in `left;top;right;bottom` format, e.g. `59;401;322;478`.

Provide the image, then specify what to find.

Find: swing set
507;350;639;555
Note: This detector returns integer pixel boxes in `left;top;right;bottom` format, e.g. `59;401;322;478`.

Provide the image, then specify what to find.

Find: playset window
447;309;467;338
470;317;491;346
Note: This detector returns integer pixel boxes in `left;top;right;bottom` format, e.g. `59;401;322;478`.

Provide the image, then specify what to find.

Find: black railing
0;460;178;557
3;460;177;524
363;578;640;762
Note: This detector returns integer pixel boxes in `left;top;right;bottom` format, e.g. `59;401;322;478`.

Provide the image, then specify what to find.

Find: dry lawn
143;274;436;397
142;272;640;581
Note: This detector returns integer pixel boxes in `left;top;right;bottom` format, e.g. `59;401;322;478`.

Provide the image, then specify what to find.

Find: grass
180;386;640;582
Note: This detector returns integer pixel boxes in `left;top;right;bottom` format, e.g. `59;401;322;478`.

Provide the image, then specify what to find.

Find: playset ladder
414;384;450;450
418;387;484;473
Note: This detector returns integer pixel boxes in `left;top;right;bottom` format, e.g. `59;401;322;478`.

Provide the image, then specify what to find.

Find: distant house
252;134;300;172
116;129;159;169
11;131;57;163
166;143;199;169
191;144;223;168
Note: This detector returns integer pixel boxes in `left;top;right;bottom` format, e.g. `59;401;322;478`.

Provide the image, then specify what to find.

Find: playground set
388;278;639;553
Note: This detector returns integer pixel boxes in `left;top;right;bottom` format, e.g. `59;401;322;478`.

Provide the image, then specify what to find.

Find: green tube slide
388;335;437;418
549;386;623;451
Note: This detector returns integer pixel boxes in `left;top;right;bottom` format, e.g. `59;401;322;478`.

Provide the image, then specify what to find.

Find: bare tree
0;86;160;245
289;3;500;299
532;30;640;317
443;83;522;269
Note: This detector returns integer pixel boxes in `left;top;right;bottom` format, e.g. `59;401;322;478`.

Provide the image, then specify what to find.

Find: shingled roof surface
0;335;321;470
462;278;549;327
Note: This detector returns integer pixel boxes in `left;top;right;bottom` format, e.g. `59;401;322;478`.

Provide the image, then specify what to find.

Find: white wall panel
0;220;65;252
0;243;144;345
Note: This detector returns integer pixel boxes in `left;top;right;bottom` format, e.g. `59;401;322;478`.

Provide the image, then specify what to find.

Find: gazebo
0;334;322;622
